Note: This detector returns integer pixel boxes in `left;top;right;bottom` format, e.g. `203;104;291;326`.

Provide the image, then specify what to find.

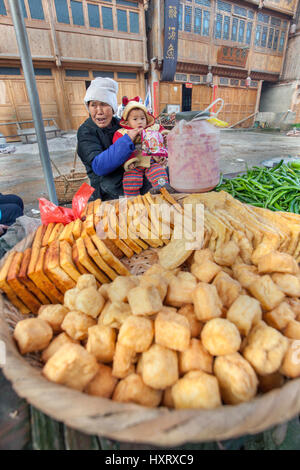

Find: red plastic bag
39;183;95;225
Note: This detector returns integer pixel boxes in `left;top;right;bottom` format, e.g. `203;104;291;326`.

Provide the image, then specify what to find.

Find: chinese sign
217;46;249;68
161;0;180;82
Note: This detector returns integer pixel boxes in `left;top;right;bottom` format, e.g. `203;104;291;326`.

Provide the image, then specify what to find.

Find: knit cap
84;77;118;113
121;97;155;126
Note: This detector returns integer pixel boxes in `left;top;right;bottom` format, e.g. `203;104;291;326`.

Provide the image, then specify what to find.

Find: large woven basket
1;217;300;446
52;152;89;204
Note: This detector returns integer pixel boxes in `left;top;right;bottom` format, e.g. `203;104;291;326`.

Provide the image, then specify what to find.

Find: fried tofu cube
243;321;288;375
192;283;222;322
179;338;213;375
232;264;260;289
76;273;97;291
193;248;214;265
64;287;80;311
280;340;300;378
287;298;300;319
61;310;96;341
227;295;262;336
41;332;79;363
258;371;285;393
139;274;168;301
128;286;163;316
112;342;136;379
86;325;116;362
177;304;203;337
14;318;53;355
165;272;197;307
118;316;154;352
85;364;118;398
155;311;190;352
99;301;131;329
283;320;300;340
264;302;295;331
75;286;105;319
213;240;240;267
191;260;221;283
112;373;162;407
142;344;178;389
213;271;242;308
257;251;299;275
171;370;221;410
201;318;241;356
248;275;285;311
43;343;98;391
38;304;69;333
271;273;300;297
98;283;109;300
214;352;258;405
107;276;137;303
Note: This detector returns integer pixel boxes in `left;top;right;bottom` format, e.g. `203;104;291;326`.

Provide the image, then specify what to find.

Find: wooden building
146;0;299;127
260;2;300;123
0;0;148;139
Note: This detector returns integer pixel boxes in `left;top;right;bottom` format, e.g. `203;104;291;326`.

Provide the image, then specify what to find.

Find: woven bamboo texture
1;219;300;446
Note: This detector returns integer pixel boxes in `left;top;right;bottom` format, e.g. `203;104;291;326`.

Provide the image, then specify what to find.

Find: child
113;97;169;197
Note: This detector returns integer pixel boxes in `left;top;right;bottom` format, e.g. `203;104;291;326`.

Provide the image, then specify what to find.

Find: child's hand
128;162;136;170
127;128;143;142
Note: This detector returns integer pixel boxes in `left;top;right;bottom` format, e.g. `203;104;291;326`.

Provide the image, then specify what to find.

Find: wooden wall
159;81;259;127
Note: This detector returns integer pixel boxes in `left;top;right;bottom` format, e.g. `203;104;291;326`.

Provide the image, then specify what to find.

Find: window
230;79;239;86
256;13;286;53
175;73;188;81
0;0;6;16
28;0;44;20
215;2;253;45
194;8;202;34
215;13;222;39
117;9;127;32
178;4;183;30
223;16;230;40
102;6;113;29
117;72;137;79
238;20;245;42
88;3;100;28
34;68;52;76
0;67;21;75
54;0;70;24
279;31;285;52
184;6;192;32
93;71;114;78
71;1;84;26
190;74;200;82
20;0;28;18
66;69;89;77
129;12;139;33
116;0;138;6
219;77;229;85
179;0;211;37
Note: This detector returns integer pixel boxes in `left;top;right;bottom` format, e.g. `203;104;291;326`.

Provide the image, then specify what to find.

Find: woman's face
88;101;114;128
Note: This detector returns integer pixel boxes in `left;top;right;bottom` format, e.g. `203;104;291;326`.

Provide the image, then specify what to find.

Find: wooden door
65;80;89;130
159;83;182;113
216;87;257;127
192;85;213;113
0;80;19;141
117;81;142;104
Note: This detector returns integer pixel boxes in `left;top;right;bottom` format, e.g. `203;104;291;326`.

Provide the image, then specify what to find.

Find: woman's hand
127;128;142;142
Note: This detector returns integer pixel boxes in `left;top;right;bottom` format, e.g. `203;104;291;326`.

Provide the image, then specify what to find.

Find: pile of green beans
215;160;300;213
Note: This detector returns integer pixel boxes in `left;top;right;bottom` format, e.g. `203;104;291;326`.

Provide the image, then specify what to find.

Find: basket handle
70;148;78;175
50;158;69;184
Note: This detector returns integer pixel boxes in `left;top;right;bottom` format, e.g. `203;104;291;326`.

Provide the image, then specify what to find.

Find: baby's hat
84;77;118;113
121;97;154;126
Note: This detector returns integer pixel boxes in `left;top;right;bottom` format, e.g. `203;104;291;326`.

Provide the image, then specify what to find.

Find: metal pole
8;0;58;204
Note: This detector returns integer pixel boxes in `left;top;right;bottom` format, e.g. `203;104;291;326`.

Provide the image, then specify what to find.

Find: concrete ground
1;129;300;217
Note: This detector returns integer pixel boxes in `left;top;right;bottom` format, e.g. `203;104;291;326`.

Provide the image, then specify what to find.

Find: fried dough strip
0;252;30;314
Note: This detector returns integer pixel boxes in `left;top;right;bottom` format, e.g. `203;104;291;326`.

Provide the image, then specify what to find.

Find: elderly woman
77;77;152;201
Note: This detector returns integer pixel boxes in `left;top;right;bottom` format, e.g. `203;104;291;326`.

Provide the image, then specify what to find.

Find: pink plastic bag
142;129;168;158
39;183;95;225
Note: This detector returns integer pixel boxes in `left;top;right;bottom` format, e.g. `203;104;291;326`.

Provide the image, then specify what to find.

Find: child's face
126;109;147;129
